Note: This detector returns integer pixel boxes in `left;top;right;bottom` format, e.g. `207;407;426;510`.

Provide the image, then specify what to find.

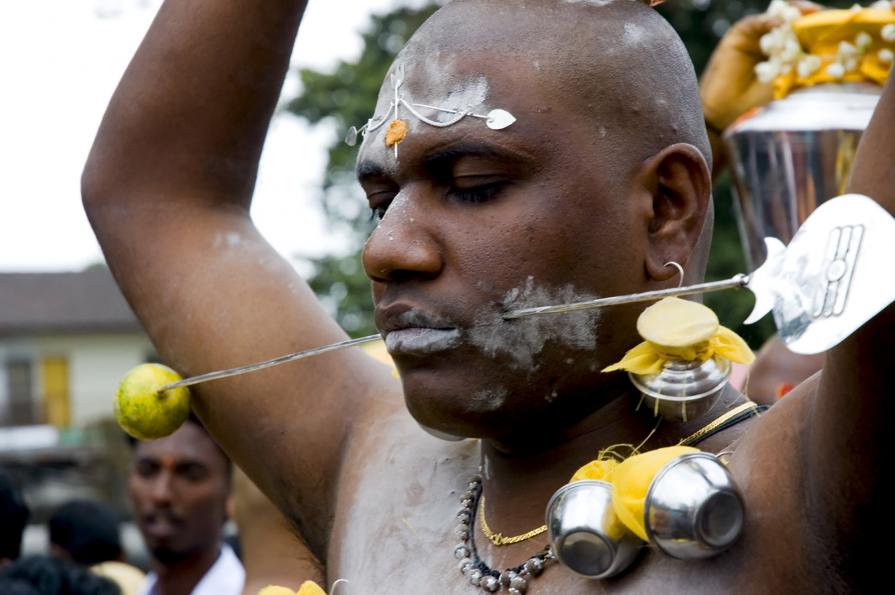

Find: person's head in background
0;554;121;595
0;467;29;566
49;500;123;567
127;413;232;570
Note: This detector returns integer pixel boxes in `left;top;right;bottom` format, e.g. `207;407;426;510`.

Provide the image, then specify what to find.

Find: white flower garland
755;0;895;84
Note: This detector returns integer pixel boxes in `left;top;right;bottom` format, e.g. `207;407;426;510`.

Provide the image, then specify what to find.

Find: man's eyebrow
421;142;530;170
355;142;531;181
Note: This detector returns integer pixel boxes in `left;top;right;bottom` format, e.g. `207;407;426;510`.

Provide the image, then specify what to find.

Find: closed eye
448;181;508;204
447;175;510;204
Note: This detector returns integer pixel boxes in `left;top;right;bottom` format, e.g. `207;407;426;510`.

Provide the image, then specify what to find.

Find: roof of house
0;269;142;335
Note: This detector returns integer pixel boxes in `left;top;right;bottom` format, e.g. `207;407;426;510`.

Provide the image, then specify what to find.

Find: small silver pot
630;357;730;423
546;480;642;578
644;453;745;559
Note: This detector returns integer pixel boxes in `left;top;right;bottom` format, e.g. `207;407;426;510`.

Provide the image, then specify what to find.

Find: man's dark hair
0;555;120;595
0;467;29;562
49;500;122;567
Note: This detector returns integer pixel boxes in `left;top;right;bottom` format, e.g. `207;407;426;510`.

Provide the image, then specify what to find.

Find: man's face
359;51;651;440
128;423;229;564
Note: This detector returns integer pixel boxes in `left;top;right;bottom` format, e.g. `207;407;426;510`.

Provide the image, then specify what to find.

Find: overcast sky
1;0;422;272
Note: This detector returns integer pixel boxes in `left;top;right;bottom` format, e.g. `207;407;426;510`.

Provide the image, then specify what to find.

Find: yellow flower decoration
756;3;895;100
602;297;754;375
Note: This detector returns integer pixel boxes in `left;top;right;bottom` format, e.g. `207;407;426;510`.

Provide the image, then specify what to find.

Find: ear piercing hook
664;261;684;288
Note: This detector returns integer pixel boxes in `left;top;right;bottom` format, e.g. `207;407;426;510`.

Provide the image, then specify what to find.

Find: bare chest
325;417;820;594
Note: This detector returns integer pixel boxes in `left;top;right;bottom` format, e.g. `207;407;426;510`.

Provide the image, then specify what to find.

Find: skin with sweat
83;0;894;592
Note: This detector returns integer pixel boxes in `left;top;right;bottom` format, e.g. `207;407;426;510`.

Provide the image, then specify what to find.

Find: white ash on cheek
466;276;602;371
467;386;510;413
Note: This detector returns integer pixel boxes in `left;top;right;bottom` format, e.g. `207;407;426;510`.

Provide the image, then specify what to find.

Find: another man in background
0;466;29;566
49;500;125;567
48;499;145;595
129;414;243;595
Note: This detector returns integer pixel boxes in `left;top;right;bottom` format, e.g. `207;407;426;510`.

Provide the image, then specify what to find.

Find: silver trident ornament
506;194;895;355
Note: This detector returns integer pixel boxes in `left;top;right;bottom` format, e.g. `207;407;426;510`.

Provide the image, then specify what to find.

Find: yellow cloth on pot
570;457;620;482
610;446;699;541
602;297;754;375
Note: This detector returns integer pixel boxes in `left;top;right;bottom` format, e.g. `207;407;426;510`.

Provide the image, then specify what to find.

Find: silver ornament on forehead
344;64;518;151
504;194;895;355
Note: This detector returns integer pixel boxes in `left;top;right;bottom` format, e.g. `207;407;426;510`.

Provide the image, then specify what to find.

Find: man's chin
401;371;531;440
150;544;185;565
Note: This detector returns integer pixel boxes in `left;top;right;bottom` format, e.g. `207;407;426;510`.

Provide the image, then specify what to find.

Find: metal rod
156;275;749;392
502;274;750;319
158;334;382;392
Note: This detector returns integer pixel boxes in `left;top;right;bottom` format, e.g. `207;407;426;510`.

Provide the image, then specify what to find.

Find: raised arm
82;0;398;558
802;72;895;586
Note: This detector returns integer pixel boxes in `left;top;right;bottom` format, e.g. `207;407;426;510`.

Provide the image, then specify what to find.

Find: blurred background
2;0;851;568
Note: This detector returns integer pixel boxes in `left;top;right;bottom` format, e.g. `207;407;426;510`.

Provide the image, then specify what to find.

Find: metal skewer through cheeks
158;277;747;393
157;193;895;391
502;275;750;319
158;334;382;392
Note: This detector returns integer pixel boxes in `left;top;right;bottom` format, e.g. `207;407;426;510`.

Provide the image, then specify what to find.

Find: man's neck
474;384;748;568
153;544;222;595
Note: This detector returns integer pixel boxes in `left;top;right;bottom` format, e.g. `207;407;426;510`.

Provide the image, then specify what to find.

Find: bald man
83;0;894;592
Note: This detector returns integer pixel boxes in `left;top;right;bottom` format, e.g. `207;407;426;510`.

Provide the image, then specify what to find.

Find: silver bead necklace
453;473;555;593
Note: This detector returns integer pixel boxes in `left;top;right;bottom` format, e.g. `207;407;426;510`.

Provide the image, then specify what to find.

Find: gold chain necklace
479;495;548;546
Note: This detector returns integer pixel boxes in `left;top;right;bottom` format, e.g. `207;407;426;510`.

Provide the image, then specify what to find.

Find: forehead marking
345;64;517;156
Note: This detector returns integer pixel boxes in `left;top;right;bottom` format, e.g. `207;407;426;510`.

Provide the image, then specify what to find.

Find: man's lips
377;305;462;355
377;305;457;332
141;512;185;539
384;327;462;355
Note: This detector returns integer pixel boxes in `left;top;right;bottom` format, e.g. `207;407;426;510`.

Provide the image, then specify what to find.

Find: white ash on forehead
467;276;601;371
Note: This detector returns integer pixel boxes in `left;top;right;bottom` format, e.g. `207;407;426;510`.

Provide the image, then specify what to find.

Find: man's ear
642;143;711;283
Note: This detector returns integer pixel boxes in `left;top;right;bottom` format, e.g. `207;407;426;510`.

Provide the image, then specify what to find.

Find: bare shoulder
718;374;840;588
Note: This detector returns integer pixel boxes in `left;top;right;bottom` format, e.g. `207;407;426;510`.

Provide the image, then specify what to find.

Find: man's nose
363;192;442;284
148;472;174;505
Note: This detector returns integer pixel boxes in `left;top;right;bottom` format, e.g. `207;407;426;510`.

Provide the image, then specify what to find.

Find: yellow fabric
298;582;328;595
774;8;895;98
259;582;327;595
610;446;699;541
570;457;619;482
603;298;754;375
636;297;719;347
701;13;779;132
361;339;400;378
90;562;145;595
